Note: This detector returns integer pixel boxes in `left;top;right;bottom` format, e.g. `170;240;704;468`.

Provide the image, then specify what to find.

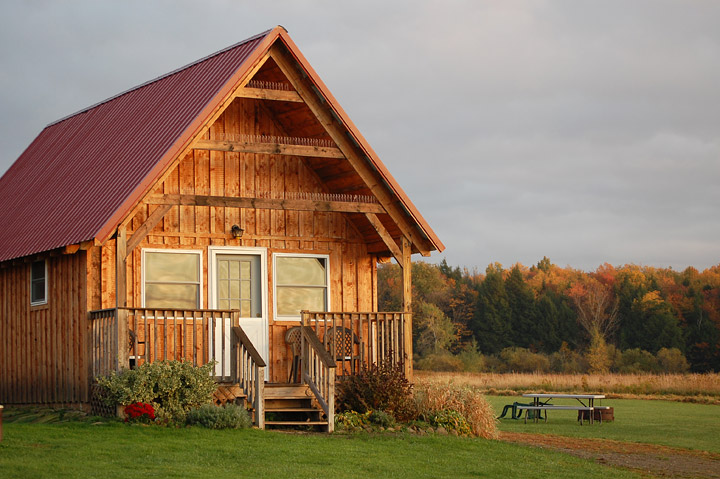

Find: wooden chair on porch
323;326;361;374
285;326;302;383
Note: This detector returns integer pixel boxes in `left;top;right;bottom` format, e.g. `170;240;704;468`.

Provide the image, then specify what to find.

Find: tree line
378;257;720;373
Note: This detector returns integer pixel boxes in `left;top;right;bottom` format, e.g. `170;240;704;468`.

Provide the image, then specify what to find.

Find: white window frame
141;248;203;309
30;259;48;306
273;252;331;321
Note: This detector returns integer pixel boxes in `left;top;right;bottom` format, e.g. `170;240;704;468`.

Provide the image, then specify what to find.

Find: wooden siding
87;97;378;382
0;252;88;405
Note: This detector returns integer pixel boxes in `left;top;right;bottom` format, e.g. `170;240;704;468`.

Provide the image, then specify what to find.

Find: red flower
124;402;156;422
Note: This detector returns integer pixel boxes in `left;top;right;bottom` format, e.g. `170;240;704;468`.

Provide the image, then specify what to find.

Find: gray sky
1;0;719;272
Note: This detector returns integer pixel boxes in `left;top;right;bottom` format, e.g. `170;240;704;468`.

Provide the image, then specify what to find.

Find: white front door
209;247;268;379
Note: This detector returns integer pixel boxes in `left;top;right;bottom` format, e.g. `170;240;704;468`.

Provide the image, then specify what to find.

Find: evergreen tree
471;263;512;354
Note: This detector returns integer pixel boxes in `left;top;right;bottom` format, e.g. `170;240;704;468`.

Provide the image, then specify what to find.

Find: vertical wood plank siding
0;252;88;405
102;97;375;382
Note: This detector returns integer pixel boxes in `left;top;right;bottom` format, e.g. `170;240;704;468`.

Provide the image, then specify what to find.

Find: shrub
414;381;497;439
657;347;690;373
185;403;252;429
96;360;217;423
335;410;370;431
415;353;464;372
549;343;587;373
615;348;659;373
457;340;486;372
499;347;550;373
428;409;472;436
335;362;417;421
368;410;396;428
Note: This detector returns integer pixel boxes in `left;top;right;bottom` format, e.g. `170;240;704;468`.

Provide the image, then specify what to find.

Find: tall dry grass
416;371;720;404
414;380;498;439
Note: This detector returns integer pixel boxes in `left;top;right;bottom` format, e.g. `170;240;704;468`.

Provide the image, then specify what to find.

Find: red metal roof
0;31;270;262
0;27;443;263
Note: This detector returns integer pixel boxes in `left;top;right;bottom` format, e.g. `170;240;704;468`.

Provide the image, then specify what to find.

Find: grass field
486;396;720;453
2;376;718;479
0;415;643;479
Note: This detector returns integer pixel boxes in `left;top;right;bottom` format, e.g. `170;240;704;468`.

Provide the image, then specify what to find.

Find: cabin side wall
0;251;89;405
88;97;378;382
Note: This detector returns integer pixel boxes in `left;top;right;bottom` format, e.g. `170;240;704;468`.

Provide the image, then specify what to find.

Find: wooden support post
256;366;265;429
401;236;413;381
115;226;129;371
327;372;335;433
116;226;127;308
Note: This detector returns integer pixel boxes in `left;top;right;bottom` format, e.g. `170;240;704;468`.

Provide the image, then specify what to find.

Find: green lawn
486;395;720;453
0;419;641;479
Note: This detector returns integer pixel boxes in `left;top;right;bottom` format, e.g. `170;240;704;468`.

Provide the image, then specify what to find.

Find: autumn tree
568;279;618;373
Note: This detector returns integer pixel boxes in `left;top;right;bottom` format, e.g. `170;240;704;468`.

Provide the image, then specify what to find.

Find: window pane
218;260;228;281
145;284;199;309
230;281;240;298
218;299;229;310
32;261;46;281
31;280;45;304
230;261;240;280
146;252;199;282
219;281;229;300
276;257;326;286
240;300;250;317
31;260;46;304
276;287;326;316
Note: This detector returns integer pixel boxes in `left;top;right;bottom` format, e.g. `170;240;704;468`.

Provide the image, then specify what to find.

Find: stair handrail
300;325;336;432
231;325;266;429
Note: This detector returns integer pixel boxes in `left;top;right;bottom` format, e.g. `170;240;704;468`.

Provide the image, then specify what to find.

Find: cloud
1;0;719;271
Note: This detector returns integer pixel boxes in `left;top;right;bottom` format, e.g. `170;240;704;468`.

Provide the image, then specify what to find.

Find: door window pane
216;255;259;317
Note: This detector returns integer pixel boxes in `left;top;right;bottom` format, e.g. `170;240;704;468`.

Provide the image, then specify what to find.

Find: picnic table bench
519;394;606;425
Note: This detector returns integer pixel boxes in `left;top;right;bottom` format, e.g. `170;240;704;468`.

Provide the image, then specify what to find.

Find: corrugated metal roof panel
0;30;269;262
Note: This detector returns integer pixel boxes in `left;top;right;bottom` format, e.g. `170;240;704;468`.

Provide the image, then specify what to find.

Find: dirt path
499;431;720;478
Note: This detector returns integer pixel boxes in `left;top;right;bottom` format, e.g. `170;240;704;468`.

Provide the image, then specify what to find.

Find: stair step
265;421;328;426
265;395;312;401
264;384;311;398
265;407;321;413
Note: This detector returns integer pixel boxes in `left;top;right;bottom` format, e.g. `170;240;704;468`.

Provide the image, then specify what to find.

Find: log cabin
0;26;443;430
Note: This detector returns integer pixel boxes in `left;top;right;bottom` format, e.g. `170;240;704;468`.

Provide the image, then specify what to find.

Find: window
274;254;329;320
143;250;202;309
30;259;48;306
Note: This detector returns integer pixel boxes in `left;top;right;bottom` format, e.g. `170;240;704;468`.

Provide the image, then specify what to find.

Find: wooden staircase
213;382;329;431
263;383;329;430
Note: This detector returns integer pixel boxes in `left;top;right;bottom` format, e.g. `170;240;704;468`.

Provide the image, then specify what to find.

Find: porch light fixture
231;224;244;239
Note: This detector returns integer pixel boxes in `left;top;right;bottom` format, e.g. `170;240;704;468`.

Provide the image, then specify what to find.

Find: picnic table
518;393;606;425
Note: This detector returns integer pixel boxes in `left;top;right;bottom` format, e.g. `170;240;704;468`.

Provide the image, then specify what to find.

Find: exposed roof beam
126;204;174;257
365;213;402;265
234;87;303;102
269;45;432;256
146;194;385;214
193;139;344;158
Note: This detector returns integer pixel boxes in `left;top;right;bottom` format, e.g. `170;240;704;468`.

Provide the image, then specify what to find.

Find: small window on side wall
31;259;48;306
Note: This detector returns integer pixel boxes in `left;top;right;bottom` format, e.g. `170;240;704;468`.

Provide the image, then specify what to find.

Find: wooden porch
89;308;408;431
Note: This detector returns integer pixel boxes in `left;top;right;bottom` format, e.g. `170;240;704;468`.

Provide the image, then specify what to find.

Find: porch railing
231;326;265;428
300;325;336;432
90;307;249;376
300;311;408;378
